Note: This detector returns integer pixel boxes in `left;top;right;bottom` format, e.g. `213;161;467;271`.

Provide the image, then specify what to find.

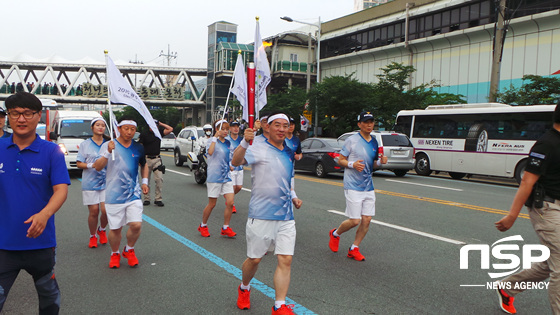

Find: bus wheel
449;172;466;180
514;159;527;184
414;153;432;176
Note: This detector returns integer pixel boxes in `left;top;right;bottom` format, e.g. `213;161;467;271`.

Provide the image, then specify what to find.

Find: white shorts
246;219;296;258
230;170;244;186
82;190;106;206
105;200;143;230
207;181;234;198
344;189;376;219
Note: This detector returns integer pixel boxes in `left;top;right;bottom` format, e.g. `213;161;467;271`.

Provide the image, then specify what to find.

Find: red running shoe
122;248;139;267
88;236;98;248
496;287;516;314
97;228;108;245
237;285;251;310
347;247;365;261
232;204;237;214
109;253;120;269
198;224;210;237
328;229;339;252
271;304;295;314
221;226;237;238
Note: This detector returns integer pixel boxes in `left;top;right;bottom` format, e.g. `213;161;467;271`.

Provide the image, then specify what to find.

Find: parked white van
49;110;102;170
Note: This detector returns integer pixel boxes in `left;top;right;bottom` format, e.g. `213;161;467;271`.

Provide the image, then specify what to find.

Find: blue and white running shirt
226;135;243;172
206;138;232;183
340;133;379;191
285;135;301;154
244;140;295;221
99;140;146;204
77;138;107;191
253;134;267;144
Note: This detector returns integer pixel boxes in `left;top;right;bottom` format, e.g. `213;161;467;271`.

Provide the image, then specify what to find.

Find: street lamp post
280;16;321;136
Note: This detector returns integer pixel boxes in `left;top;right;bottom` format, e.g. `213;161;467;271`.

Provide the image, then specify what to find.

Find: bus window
394;115;412;136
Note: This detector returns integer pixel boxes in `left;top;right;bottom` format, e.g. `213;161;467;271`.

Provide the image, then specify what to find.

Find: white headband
90;117;107;127
118;120;137;127
215;119;228;129
268;114;289;124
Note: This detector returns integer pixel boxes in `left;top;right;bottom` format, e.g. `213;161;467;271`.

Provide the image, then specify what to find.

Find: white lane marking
167;169;192;176
241;188;252;192
327;210;466;245
385;179;463;191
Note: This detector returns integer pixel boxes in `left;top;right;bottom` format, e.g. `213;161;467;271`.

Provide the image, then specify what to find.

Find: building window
321;0;560;59
290;54;298;63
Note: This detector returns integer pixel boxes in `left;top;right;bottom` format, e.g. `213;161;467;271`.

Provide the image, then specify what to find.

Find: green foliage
497;75;560;105
263;85;308;120
306;62;465;136
308;74;375;137
372;62;465;128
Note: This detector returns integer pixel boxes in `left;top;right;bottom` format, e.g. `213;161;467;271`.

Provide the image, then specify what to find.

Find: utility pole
159;44;177;66
160;45;178;86
489;0;507;102
129;54;144;88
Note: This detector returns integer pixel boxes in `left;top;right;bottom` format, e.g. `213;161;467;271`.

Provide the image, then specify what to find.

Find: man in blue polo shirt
328;111;387;261
0;92;70;314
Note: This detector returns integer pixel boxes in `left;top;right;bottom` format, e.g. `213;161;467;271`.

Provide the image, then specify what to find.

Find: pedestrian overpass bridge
0;60;207;110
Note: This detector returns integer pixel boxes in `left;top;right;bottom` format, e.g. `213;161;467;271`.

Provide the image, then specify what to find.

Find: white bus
393;103;556;183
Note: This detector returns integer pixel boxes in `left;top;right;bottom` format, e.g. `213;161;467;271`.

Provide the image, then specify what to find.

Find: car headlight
58;143;68;155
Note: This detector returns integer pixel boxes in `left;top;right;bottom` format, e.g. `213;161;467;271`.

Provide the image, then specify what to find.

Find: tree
497;74;560;105
307;75;375;137
262;85;308;121
372;62;465;128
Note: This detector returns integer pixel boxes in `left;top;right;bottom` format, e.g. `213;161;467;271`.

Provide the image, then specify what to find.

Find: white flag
231;54;248;122
109;109;120;138
254;19;271;113
105;55;161;139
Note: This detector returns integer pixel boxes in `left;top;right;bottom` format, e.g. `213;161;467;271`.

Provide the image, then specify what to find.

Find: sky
2;0;356;68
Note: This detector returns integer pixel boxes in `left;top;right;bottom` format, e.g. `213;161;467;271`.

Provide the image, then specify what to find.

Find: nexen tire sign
460;235;549;278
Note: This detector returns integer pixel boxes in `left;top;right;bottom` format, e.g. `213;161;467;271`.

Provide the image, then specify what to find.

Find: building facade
207;21;239;123
322;0;560;103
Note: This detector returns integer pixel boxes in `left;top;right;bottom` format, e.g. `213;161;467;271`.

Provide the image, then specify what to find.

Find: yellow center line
293;174;529;219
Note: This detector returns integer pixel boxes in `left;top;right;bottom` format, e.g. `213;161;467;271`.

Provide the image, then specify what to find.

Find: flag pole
104;50;115;160
254;17;260;121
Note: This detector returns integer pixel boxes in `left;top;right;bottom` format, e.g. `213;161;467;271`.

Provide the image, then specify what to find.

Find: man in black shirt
138;120;173;207
495;103;560;314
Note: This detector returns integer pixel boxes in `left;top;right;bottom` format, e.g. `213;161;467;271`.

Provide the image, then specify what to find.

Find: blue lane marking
142;215;315;315
74;176;314;313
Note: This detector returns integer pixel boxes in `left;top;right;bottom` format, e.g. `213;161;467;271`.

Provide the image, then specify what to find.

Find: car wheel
514;159;527;184
393;169;408;177
414;153;432;176
315;162;327;178
174;149;183;166
449;172;466;180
